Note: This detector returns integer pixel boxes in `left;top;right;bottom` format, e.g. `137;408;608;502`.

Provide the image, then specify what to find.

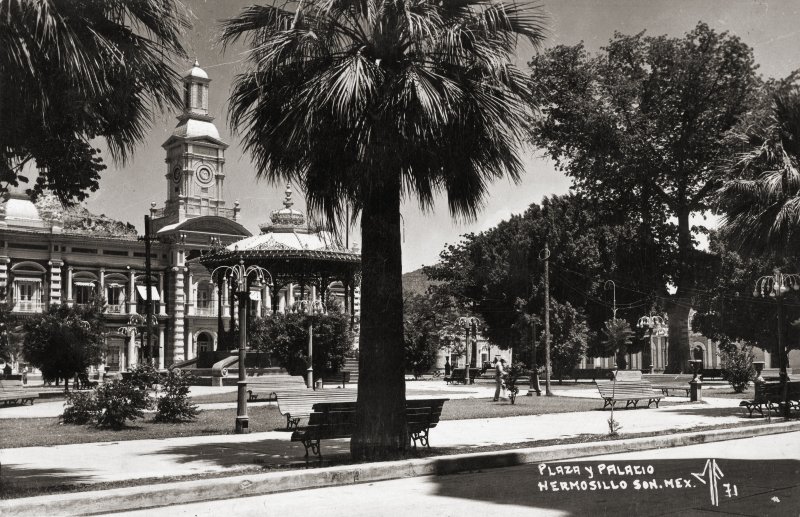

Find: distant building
0;62;360;374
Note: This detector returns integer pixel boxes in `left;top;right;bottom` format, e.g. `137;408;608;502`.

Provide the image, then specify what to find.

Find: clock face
172;167;182;183
196;167;213;185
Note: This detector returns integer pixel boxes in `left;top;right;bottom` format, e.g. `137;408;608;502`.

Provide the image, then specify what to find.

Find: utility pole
542;243;553;396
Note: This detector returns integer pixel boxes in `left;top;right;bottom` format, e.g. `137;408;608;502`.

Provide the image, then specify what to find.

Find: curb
2;421;799;517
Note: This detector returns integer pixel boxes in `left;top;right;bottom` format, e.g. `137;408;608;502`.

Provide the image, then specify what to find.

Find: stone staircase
343;357;359;384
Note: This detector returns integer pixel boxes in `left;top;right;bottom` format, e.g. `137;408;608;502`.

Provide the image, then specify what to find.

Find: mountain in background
402;268;440;296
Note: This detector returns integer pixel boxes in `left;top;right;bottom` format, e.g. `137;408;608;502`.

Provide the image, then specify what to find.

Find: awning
14;277;41;283
135;285;160;301
74;281;95;287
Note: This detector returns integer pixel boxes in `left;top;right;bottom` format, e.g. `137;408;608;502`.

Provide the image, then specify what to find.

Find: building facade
0;62;360;374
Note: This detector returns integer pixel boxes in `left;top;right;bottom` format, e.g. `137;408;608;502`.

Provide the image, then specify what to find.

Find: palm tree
719;84;800;256
220;0;546;460
0;0;190;202
601;318;634;370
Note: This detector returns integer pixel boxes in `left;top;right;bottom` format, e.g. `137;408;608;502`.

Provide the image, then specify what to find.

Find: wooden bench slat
291;398;448;457
595;380;661;410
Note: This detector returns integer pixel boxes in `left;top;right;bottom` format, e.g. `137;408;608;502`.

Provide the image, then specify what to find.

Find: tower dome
185;59;209;80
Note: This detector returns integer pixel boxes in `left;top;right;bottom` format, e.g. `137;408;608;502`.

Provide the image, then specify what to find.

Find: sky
82;0;800;273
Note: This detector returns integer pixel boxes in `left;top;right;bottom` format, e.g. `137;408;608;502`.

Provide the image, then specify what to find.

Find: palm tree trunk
351;175;407;461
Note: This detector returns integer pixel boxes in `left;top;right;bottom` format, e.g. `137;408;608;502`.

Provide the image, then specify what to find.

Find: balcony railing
14;300;45;313
106;304;126;314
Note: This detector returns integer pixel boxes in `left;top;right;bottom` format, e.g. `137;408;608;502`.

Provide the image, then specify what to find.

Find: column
186;330;194;360
0;257;8;294
128;270;137;314
287;282;295;309
99;268;105;293
262;284;269;317
279;290;286;313
158;272;166;315
310;285;317;304
187;271;194;316
158;326;165;370
763;349;772;368
172;265;186;364
49;261;62;306
222;278;229;310
212;333;218;351
67;266;73;305
126;333;136;370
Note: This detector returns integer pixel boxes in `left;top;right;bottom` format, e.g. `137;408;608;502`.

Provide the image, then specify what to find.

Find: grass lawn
1;394;612;449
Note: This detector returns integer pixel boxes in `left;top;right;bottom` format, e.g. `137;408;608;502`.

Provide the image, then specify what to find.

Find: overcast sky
83;0;800;272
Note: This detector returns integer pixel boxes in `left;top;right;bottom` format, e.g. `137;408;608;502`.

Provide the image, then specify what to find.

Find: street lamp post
753;269;799;418
457;317;478;384
212;259;272;434
297;299;324;389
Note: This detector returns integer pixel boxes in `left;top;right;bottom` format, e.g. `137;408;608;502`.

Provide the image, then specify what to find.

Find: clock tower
158;60;231;225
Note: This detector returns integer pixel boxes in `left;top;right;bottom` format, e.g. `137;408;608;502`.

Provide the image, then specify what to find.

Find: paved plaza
0;383;755;490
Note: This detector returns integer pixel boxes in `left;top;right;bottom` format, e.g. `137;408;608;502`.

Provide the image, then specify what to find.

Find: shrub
61;390;97;424
504;362;527;404
125;363;161;392
94;381;150;429
720;344;756;393
155;370;199;423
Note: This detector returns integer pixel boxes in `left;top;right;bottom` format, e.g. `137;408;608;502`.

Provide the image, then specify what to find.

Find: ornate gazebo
198;185;361;322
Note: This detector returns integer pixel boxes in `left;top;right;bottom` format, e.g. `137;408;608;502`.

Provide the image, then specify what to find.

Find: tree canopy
0;0;189;203
22;299;106;388
528;23;760;372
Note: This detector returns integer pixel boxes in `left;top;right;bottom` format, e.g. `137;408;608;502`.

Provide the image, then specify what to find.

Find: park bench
291;398;448;457
0;379;38;406
595;379;662;409
247;374;308;402
570;368;614;383
739;381;800;417
276;389;358;429
652;385;690;397
444;368;480;384
321;371;351;389
701;368;723;380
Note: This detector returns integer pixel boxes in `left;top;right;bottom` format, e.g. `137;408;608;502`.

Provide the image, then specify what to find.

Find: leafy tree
0;291;20;366
528;23;760;373
22;299;105;390
0;0;189;203
691;234;800;359
220;0;546;460
548;300;589;383
249;312;353;379
403;292;461;378
426;194;655;353
601;319;635;370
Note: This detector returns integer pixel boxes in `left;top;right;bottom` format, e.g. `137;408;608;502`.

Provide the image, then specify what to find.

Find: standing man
444;357;451;378
493;356;505;401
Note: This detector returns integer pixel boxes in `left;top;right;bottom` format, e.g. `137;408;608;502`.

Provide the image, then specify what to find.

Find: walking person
444;358;451;378
493;356;505;401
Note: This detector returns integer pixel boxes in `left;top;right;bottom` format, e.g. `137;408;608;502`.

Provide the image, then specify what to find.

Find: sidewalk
0;394;753;491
